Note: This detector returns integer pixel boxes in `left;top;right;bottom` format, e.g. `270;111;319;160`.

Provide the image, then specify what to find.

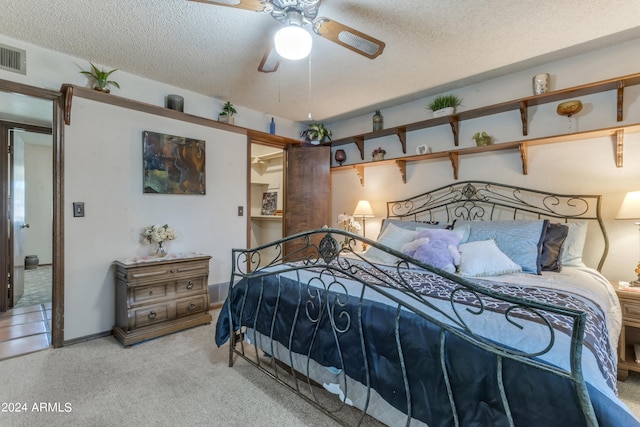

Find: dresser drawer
176;276;206;294
133;283;168;303
134;304;170;328
118;264;175;284
621;299;640;322
176;295;207;318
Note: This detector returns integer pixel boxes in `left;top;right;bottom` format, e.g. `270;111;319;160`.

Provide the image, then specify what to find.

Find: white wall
64;98;247;339
328;37;640;282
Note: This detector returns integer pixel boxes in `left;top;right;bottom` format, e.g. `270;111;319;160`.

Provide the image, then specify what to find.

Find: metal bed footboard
224;228;598;427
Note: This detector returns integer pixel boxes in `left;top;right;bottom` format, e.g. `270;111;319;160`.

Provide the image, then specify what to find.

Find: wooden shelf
333;123;640;186
328;72;640;159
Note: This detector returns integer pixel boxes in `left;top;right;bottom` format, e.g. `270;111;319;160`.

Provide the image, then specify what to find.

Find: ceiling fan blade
313;17;385;59
258;44;280;73
187;0;267;12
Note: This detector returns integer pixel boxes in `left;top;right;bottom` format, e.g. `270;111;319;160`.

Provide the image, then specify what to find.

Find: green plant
80;62;120;92
220;101;237;117
426;94;462;111
472;131;491;146
300;123;332;142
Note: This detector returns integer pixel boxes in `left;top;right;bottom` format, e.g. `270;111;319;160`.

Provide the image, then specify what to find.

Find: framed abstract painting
143;131;206;194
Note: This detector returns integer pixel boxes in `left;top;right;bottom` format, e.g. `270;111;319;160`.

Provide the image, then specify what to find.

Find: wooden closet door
283;145;331;257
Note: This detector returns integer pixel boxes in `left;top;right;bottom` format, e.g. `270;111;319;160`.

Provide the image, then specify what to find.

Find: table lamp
353;200;374;249
617;191;640;285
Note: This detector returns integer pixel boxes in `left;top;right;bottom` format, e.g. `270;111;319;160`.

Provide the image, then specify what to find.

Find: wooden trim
52;94;65;348
0;79;64;348
61;84;247;134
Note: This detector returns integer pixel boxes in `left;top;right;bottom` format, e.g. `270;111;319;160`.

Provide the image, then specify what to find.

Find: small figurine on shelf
372;147;386;161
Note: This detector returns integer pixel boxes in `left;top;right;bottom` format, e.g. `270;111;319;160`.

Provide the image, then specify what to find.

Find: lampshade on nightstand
353;200;374;249
617;191;640;284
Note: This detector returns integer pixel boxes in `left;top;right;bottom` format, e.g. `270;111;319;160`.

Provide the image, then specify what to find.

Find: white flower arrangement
141;224;177;244
337;213;362;233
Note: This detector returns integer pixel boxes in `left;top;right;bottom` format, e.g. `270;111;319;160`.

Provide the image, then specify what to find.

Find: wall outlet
237;206;243;216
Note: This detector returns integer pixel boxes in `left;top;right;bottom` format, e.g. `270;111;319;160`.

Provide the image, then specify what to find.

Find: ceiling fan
189;0;386;73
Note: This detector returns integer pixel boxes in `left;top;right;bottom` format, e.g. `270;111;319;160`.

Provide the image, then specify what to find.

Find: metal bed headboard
386;181;608;271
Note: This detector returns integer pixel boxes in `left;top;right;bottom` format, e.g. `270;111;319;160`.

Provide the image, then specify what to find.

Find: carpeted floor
14;266;52;309
0;308;638;426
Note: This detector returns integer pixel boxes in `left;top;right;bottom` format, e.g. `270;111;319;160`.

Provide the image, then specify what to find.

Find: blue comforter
216;267;639;427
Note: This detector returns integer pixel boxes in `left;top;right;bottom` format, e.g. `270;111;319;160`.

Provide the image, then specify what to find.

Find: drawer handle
188;303;196;311
148;311;157;320
186;281;194;290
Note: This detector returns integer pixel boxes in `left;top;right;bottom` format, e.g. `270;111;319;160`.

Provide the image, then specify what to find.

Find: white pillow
561;221;588;267
458;239;522;277
364;223;418;265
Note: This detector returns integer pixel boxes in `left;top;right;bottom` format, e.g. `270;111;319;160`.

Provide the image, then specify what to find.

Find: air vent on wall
0;43;26;75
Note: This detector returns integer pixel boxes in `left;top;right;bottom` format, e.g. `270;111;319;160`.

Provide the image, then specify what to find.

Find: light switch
73;202;85;217
238;206;244;216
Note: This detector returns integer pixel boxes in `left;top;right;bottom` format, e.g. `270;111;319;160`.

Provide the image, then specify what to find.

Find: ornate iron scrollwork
319;233;339;263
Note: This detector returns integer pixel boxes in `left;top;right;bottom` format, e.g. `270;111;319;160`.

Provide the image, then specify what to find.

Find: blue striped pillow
454;220;548;274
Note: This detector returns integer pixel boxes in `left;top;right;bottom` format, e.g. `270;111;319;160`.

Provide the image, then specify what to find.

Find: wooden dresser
112;253;212;346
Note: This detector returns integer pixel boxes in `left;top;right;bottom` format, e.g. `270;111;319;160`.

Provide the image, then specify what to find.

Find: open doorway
0;80;64;352
11;129;53;309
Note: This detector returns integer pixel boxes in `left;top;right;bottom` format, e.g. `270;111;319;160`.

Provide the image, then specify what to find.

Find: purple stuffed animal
400;228;462;273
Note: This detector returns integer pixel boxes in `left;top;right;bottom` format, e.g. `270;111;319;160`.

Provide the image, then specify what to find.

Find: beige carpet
0;309;637;426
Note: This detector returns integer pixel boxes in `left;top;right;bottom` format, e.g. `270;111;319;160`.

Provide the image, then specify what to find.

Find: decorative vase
154;241;167;257
373;153;384;161
334;149;346;165
372;110;383;131
532;73;550;95
166;94;184;112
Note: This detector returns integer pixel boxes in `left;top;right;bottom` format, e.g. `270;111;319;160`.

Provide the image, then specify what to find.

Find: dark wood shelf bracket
354;136;365;160
449;116;459;146
519;101;529;136
617;80;625;122
62;84;73;125
448;152;459;180
396;126;407;153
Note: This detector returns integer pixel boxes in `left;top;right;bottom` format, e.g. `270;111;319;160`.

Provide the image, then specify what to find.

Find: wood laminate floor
0;303;51;360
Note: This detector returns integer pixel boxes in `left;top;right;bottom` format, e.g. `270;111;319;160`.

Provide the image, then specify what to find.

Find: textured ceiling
1;0;640;123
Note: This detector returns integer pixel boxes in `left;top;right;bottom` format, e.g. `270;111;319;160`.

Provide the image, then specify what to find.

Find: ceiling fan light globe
274;25;312;60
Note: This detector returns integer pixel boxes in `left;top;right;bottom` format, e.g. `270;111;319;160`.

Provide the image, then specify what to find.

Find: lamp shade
274;25;312;60
353;200;374;218
617;191;640;220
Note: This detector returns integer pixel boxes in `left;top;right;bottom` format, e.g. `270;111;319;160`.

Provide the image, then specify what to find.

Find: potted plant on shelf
372;147;386;161
300;123;332;145
427;94;462;118
472;131;492;146
80;62;120;93
219;101;237;125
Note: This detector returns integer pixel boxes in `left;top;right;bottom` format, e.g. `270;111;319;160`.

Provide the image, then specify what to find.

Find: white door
10;129;26;306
